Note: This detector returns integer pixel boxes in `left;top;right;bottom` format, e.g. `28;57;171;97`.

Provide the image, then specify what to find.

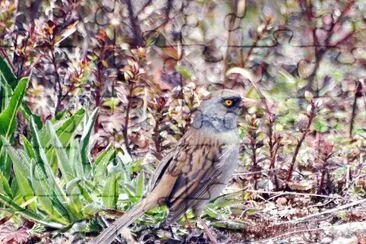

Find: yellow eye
224;99;233;107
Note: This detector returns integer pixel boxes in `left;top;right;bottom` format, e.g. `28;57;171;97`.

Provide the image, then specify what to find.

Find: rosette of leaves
0;108;148;231
0;58;147;234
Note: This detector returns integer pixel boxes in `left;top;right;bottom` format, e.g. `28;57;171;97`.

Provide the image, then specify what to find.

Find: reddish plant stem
286;102;316;181
124;0;144;47
242;17;272;68
93;67;102;133
0;49;16;73
267;115;281;190
318;170;326;195
17;29;32;77
151;96;165;159
301;0;355;94
268;115;275;169
136;0;153;16
49;46;63;117
153;112;162;159
349;80;360;138
251;143;258;190
317;153;333;194
318;166;332;195
93;42;106;133
123;83;134;156
248;116;259;189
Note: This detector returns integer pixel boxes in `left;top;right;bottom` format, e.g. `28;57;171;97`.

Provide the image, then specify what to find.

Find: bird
93;89;245;244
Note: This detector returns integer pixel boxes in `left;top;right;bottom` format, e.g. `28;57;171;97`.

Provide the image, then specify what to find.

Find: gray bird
93;89;244;243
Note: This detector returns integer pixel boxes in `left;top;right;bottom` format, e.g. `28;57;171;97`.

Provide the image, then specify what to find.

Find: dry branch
280;198;366;225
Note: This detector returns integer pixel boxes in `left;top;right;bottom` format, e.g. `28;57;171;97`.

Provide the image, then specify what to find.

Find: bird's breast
218;130;241;145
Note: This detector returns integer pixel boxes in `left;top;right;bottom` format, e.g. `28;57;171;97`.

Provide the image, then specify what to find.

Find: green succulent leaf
80;108;99;170
0;56;17;89
0;77;29;138
46;121;75;181
102;174;120;209
0;192;64;229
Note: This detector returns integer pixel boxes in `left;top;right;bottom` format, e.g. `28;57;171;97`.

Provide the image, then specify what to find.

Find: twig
349;80;360;138
267;114;281;190
233;167;281;176
217;189;343;202
262;221;366;242
135;0;153;16
144;0;173;40
0;48;16;72
300;0;355;94
50;46;63;116
241;16;271;67
123;83;134;156
94;58;103;133
279;198;366;225
245;189;343;200
152;96;166;159
317;155;334;195
248;115;259;189
124;0;144;47
286;101;316;181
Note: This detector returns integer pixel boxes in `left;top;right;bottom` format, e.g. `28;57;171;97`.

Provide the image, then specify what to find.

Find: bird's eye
224;99;233;107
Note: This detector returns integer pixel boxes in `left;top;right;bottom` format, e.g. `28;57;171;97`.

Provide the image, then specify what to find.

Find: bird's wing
147;150;175;192
147;128;198;192
144;128;226;222
164;129;225;222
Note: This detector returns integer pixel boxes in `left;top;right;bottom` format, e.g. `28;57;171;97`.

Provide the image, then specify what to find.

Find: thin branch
136;0;153;16
248;115;259;189
217;189;343;202
124;0;144;47
279;198;366;225
241;16;271;67
142;0;174;41
246;189;343;199
152;96;166;159
50;47;63;116
123;83;134;156
349;80;360;138
286;102;316;181
262;221;366;242
0;48;16;72
301;0;355;94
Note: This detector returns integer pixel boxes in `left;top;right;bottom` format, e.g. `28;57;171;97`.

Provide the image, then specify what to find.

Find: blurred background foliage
0;0;365;242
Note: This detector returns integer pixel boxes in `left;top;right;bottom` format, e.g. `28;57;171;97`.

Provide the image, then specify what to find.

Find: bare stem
123;83;134;156
50;47;63;117
286;102;316;181
300;0;355;94
241;17;271;68
349;80;360;138
124;0;144;47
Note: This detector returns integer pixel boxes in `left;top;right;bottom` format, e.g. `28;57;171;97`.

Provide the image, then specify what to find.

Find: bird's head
192;89;244;132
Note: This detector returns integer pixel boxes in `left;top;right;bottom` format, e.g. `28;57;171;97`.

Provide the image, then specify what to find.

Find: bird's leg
160;220;176;239
184;213;193;230
168;225;175;239
197;218;218;244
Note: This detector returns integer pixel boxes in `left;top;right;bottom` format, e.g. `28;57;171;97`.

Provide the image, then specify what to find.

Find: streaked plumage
93;89;242;244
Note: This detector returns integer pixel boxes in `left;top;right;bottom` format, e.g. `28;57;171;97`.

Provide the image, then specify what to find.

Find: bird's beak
240;97;258;109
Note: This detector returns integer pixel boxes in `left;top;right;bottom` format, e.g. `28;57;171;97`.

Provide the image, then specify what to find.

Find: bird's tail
91;197;158;244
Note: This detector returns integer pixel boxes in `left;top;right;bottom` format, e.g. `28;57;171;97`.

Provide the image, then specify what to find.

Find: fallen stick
262;220;366;242
279;198;366;225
